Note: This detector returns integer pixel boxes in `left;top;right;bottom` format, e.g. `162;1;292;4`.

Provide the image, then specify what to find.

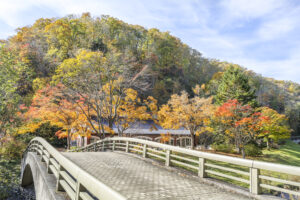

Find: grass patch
259;140;300;167
158;141;300;196
123;141;300;197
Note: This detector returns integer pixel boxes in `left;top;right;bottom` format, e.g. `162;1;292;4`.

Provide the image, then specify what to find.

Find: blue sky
0;0;300;83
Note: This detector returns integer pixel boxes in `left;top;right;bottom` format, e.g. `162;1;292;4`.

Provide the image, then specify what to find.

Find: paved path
62;152;252;200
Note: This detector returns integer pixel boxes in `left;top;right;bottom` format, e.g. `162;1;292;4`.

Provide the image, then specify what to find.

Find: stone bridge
21;137;300;200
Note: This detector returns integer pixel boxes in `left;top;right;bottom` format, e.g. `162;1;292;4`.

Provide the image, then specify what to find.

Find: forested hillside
1;13;300;135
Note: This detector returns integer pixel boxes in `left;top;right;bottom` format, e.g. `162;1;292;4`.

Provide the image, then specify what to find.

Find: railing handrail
76;136;300;176
24;137;126;200
291;136;300;140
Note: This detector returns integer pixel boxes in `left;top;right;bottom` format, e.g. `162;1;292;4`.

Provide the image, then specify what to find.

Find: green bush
0;158;21;199
212;143;235;153
244;143;262;157
0;136;26;160
17;122;66;147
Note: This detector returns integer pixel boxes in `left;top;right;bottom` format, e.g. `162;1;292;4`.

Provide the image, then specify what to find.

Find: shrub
17;122;66;147
278;140;286;145
0;136;26;160
244;143;262;157
212;143;235;153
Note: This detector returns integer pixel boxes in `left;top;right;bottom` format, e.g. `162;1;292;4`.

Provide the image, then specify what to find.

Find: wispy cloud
0;0;299;83
220;0;284;19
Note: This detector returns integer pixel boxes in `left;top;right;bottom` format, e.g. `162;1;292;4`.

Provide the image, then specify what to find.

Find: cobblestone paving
62;152;252;200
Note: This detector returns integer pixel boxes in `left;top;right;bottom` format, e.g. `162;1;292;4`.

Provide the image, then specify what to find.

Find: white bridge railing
291;136;300;139
73;137;300;198
291;136;300;141
23;137;126;200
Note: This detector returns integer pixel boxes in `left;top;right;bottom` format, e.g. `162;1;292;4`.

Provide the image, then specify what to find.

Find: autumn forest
0;13;300;198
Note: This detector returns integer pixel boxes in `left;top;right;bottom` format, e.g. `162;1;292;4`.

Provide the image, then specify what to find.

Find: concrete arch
21;163;34;187
21;152;66;200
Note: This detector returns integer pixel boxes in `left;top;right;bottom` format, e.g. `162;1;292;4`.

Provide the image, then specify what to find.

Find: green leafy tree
45;17;86;61
0;44;31;135
215;65;257;107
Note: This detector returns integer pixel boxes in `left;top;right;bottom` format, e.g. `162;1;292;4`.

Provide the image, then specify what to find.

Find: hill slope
4;13;300;135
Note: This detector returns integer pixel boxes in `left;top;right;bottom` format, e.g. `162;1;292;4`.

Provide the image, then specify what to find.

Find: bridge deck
62;152;251;200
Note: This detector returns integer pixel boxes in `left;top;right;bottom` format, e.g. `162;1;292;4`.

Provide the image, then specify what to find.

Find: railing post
143;144;147;158
125;141;129;153
112;140;115;151
94;143;98;152
36;144;41;156
41;146;45;162
47;155;52;174
165;149;170;167
56;165;64;192
198;157;206;178
30;144;35;153
75;181;86;200
102;141;105;152
250;168;260;195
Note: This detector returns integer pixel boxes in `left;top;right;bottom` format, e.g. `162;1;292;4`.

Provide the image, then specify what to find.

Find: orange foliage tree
213;99;263;158
18;84;92;149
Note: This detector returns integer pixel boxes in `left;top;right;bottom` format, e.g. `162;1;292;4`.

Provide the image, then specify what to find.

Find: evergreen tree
215;66;257;106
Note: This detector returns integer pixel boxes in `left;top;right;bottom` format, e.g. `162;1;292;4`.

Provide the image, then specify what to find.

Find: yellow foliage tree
116;88;158;136
158;86;214;149
53;50;153;138
257;107;291;149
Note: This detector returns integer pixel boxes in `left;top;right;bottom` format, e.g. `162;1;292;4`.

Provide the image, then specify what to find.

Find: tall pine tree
215;66;257;106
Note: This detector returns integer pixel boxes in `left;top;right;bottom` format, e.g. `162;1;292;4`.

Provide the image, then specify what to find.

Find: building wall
77;132;198;148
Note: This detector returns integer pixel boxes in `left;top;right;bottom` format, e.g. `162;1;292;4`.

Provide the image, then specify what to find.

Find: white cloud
220;0;284;19
0;0;31;27
257;17;296;40
223;46;300;83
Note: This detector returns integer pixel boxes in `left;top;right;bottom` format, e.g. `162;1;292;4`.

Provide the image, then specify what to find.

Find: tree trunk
235;139;240;154
108;119;113;129
241;147;245;159
67;130;71;150
190;133;195;150
100;124;106;139
266;138;270;150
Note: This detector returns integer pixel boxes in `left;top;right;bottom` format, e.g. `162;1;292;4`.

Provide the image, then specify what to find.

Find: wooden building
73;120;194;148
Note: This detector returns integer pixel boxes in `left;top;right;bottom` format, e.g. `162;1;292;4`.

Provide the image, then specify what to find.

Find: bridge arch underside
21;152;66;200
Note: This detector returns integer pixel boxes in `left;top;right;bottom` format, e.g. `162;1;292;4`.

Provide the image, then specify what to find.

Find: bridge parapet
22;137;126;200
72;137;300;198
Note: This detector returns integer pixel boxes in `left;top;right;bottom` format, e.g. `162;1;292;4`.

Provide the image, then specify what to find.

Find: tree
215;65;257;107
257;107;291;149
18;84;91;149
0;44;32;135
53;50;149;138
212;99;261;158
45;17;86;60
158;86;214;149
116;89;158;136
